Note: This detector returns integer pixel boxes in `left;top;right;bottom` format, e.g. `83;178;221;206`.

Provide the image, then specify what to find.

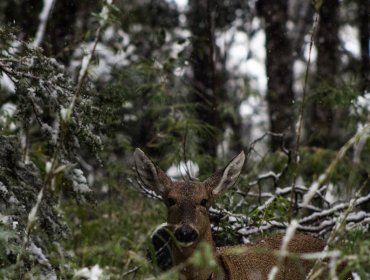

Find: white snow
0;182;8;194
0;214;10;224
324;183;335;205
354;92;370;117
70;40;132;82
29;242;58;280
0;73;15;93
166;160;199;179
45;161;52;174
72;168;91;193
228;216;237;223
30;241;49;263
339;25;361;58
60;106;70;121
74;265;103;280
0;102;16;117
41;121;59;144
99;0;112;25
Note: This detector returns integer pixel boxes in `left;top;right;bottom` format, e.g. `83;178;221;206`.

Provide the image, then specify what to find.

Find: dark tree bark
357;0;370;213
358;0;370;92
44;0;98;64
2;0;96;65
257;0;295;151
289;0;314;60
188;0;220;169
3;0;41;40
307;0;341;148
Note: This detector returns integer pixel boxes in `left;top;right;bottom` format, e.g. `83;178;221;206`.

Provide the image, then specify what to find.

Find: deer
134;148;328;280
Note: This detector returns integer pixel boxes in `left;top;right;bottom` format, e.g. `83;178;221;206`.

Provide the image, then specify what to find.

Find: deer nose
174;225;198;243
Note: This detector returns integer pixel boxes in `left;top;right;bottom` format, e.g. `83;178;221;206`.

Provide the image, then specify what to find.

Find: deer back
217;234;325;280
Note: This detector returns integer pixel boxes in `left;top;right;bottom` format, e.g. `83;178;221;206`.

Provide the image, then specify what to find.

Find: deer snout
174;225;199;246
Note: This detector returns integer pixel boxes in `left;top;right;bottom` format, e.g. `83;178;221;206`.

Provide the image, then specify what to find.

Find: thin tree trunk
257;0;295;151
307;0;340;148
45;0;93;64
358;0;370;92
188;0;220;170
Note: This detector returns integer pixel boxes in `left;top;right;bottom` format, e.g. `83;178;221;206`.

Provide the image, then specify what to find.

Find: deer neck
172;228;220;280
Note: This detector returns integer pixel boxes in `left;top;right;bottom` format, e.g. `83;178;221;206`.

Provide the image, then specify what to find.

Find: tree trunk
358;0;370;92
307;0;340;148
44;0;96;64
257;0;295;151
188;0;220;169
3;0;41;40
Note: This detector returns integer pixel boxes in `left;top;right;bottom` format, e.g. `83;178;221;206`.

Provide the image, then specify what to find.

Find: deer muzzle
174;225;199;247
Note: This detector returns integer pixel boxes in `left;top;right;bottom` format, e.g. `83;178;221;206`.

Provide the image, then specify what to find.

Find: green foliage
62;189;167;278
189;242;219;271
0;24;99;277
96;59;217;173
0;136;69;278
0;224;21;279
340;224;370;277
309;80;360;108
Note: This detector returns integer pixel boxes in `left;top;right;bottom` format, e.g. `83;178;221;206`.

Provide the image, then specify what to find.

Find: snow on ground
74;265;103;280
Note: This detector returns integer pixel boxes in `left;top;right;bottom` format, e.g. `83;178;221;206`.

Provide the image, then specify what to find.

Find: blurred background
0;0;369;279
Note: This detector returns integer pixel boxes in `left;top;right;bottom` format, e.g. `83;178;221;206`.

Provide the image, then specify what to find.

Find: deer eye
200;199;208;207
168;198;176;207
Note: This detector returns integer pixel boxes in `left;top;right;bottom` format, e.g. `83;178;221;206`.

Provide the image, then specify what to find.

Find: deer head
133;148;245;251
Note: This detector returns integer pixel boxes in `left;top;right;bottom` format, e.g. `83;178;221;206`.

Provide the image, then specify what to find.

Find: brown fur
217;234;325;280
134;149;329;280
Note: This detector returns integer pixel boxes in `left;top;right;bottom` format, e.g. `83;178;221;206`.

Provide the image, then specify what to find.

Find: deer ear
204;151;245;197
134;148;171;196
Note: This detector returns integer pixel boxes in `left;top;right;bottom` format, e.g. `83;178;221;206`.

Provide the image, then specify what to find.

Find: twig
289;13;320;221
121;265;143;279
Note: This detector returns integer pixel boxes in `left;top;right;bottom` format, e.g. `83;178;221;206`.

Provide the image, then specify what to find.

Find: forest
0;0;369;279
